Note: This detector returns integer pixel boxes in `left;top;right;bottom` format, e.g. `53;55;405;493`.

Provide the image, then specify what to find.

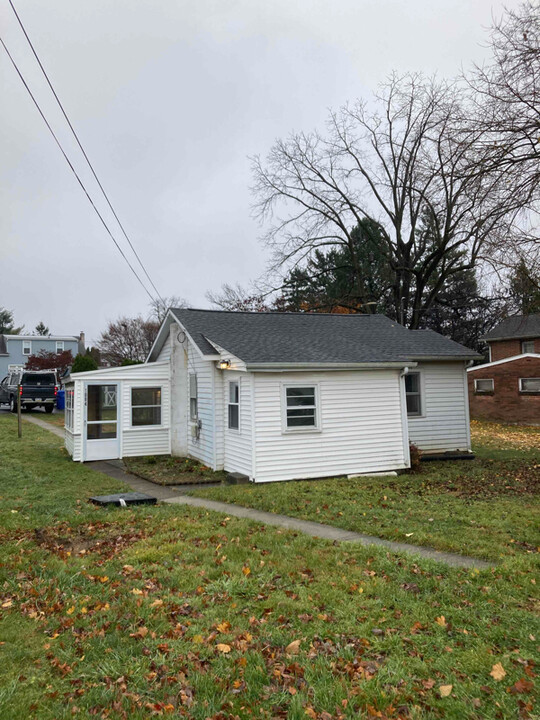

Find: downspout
399;367;411;469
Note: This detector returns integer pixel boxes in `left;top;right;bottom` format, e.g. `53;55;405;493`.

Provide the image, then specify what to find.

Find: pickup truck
0;370;58;413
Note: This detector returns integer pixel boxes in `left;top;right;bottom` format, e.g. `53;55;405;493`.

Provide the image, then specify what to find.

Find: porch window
131;387;162;426
285;386;318;429
519;378;540;393
189;374;198;420
522;340;535;354
474;378;494;394
405;372;422;416
65;386;74;431
228;380;239;430
22;340;31;356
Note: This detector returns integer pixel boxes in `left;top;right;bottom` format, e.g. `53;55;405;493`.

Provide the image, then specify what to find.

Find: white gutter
245;361;416;371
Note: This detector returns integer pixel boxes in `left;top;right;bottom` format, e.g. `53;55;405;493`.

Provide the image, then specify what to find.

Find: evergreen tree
0;307;23;334
34;321;50;336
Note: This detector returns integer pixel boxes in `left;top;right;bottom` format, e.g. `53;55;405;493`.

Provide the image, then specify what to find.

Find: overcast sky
1;0;521;343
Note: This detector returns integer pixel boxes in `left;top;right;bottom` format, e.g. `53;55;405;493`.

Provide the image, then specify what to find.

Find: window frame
65;386;75;432
227;379;240;432
22;340;32;356
281;382;321;433
189;373;198;421
519;377;540;394
56;341;64;353
405;371;423;417
130;386;163;428
474;378;494;394
521;340;535;354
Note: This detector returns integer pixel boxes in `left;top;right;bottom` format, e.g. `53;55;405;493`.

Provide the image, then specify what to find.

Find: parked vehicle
0;370;58;413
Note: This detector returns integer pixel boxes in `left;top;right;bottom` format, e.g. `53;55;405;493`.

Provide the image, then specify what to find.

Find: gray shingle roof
481;314;540;342
170;309;480;365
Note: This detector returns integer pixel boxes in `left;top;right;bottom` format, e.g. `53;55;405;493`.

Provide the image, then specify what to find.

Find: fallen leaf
508;678;533;694
285;639;301;655
435;616;447;626
490;663;506;682
216;643;231;653
132;588;143;596
242;566;251;577
439;684;453;697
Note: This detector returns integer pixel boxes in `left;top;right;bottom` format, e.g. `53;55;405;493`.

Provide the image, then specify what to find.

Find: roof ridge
173;307;388;319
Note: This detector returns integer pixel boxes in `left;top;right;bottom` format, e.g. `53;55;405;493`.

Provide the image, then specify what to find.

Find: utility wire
1;36;156;302
7;0;165;305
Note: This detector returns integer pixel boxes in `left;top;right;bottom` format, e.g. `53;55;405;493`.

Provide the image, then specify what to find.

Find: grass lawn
0;416;537;719
192;421;540;563
26;408;66;429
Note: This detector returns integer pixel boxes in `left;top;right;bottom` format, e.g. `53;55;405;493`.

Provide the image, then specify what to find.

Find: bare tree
252;73;532;328
206;283;270;312
469;1;539;211
149;295;190;324
97;316;160;366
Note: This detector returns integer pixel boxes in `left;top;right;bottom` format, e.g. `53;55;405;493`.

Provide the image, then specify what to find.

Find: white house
65;309;480;480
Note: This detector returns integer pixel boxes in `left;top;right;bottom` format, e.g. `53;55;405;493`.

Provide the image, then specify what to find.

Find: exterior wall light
218;359;231;370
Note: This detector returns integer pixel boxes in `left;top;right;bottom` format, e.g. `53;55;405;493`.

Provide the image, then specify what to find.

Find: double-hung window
405;372;422;416
520;378;540;393
131;387;162;426
522;340;535;354
475;378;494;394
228;380;239;430
189;374;198;420
22;340;31;356
56;341;64;353
284;386;318;429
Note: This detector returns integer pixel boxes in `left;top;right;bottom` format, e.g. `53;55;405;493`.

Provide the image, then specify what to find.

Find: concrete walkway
24;413;65;439
163;494;490;569
25;414;490;569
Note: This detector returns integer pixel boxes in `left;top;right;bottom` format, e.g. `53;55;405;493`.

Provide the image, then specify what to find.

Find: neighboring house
65;309;480;479
467;314;540;424
0;332;85;379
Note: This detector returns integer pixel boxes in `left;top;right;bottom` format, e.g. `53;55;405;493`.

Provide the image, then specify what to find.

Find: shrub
71;354;98;373
409;443;422;472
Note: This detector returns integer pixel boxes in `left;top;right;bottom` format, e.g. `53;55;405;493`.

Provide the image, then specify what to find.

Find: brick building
467;314;540;424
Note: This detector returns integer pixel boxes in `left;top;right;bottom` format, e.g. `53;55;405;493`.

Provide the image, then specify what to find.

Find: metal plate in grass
90;492;157;507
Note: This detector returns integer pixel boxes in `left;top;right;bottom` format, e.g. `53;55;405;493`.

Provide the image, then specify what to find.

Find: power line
1;35;156;303
7;0;165;305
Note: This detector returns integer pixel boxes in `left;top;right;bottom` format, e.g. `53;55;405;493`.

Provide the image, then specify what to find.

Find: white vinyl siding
156;335;172;363
407;362;470;452
252;370;407;483
224;374;252;477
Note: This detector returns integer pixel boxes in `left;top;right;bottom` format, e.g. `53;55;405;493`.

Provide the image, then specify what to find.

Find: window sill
519;391;540;396
282;427;322;435
127;425;169;431
475;391;494;396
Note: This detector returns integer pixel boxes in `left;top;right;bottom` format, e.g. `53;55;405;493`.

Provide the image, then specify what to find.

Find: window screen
285;386;317;428
475;378;494;393
189;374;198;420
228;381;239;430
405;373;422;416
131;387;162;426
